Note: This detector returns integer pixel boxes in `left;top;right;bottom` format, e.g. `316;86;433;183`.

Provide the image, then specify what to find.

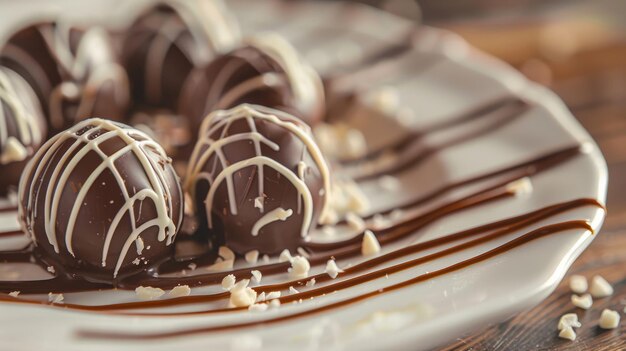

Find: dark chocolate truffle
122;0;240;108
185;104;330;255
0;66;46;195
179;34;325;128
18;118;183;282
0;22;129;133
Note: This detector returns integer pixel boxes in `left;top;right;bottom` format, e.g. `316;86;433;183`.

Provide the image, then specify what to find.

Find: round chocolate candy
179;34;325;128
122;0;240;109
185;104;330;255
0;66;47;195
18;118;183;282
1;22;129;134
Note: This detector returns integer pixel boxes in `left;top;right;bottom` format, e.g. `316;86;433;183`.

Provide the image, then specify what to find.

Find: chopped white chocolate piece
266;291;281;300
48;293;64;304
362;230;381;256
46;266;55;274
256;292;266;302
251;270;262;283
372;213;389;228
221;274;236;291
135;286;165;300
506;177;533;196
569;275;588;294
206;258;234;271
558;326;576;341
278;249;293;263
325;259;343;279
245;250;259;264
248;303;268;312
558;313;581;330
378;175;400;191
168;285;191;298
218;246;236;261
289;256;310;279
289;286;300;294
229;279;257;308
306;278;316;287
297;247;310;258
269;299;281;308
599;309;620;329
187;263;197;271
262;254;270;263
345;212;366;232
8;291;20;297
590;275;613;298
571;294;593;310
135;237;145;255
254;196;264;212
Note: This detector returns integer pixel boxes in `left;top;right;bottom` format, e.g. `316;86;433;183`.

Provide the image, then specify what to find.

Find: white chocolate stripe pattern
18;118;180;277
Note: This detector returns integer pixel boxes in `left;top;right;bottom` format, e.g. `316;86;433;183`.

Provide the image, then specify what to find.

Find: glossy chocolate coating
0;66;46;195
122;0;240;109
0;22;129;134
186;105;328;255
179;37;325;129
18;118;183;283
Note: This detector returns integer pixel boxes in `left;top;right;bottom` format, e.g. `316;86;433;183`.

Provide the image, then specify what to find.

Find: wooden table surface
436;19;626;351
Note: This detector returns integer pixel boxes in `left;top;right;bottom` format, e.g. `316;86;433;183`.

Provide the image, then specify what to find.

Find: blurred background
341;0;626;349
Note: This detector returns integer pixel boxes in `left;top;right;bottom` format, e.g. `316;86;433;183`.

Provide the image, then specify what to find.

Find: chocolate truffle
185;104;330;255
0;66;46;195
122;0;240;108
179;34;325;128
0;22;129;133
18;118;183;282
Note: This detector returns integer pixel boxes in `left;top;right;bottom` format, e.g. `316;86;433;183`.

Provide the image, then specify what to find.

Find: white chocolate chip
269;299;281;308
558;326;576;341
279;249;293;263
558;313;581;330
569;275;587;294
46;266;55;274
229;279;257;308
248;303;268;312
325;259;343;279
251;270;262;284
218;246;236;261
345;212;366;232
599;309;620;329
266;291;281;300
135;286;165;300
0;137;28;164
256;292;266;302
289;286;300;294
571;294;593;309
245;250;259;264
168;285;191;298
306;278;316;287
362;230;381;256
48;293;64;304
8;291;20;297
221;274;236;291
289;256;310;279
187;263;197;271
206;258;234;271
589;275;613;298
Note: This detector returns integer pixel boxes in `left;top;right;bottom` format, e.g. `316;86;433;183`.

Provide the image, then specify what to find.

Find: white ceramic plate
0;1;607;350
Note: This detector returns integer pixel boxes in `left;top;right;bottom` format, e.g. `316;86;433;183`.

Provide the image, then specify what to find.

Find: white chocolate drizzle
0;67;43;164
251;207;293;236
18;118;181;277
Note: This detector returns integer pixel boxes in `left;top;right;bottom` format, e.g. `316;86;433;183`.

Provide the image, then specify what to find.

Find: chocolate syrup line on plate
0;230;24;238
0;144;585;295
352;98;531;182
0;195;603;316
76;220;594;340
342;95;523;166
0;206;17;214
